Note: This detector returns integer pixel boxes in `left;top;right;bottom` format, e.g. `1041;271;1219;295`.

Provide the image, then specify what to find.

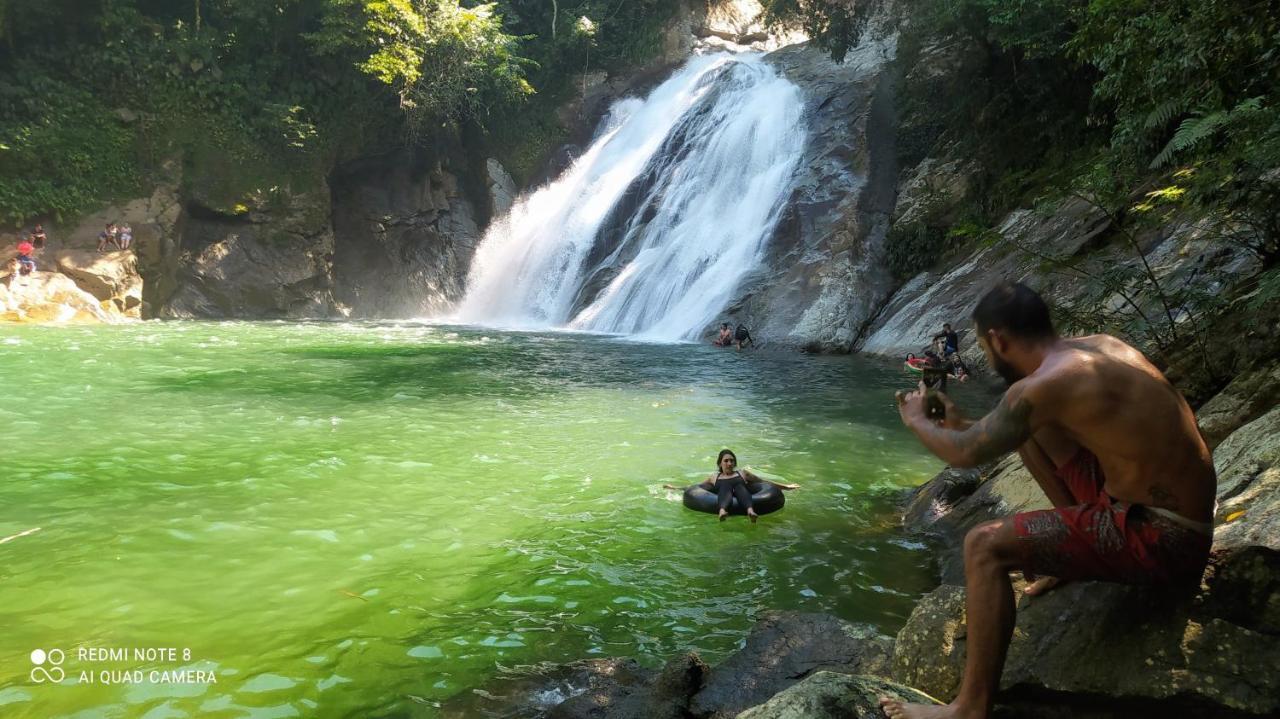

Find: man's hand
933;391;971;430
896;382;929;428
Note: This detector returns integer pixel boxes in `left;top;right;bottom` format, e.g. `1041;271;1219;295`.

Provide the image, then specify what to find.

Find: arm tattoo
957;390;1035;465
1148;484;1179;509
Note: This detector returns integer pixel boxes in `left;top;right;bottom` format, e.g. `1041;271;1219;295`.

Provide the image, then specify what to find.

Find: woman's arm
743;469;800;490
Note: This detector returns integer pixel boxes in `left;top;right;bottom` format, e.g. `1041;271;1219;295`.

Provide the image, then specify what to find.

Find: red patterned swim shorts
1012;449;1212;585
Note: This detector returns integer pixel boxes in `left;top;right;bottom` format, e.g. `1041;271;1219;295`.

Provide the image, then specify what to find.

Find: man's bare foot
879;697;978;719
718;509;728;522
1023;575;1065;598
748;510;758;523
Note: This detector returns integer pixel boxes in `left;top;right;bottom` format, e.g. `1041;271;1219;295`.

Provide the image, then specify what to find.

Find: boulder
1197;364;1280;450
54;249;144;317
902;457;1048;584
0;271;123;324
691;0;807;53
1213;405;1280;552
160;229;338;319
691;611;893;718
548;652;707;719
439;657;655;719
737;672;941;719
894;580;1280;716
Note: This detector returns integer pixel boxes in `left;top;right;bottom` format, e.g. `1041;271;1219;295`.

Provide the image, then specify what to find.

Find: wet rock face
859;196;1112;364
741;35;900;352
160;188;340;319
329;154;481;318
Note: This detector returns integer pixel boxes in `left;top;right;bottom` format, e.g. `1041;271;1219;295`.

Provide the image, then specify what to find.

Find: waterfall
456;53;806;341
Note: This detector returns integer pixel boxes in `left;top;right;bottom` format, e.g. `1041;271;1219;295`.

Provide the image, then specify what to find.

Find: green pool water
0;321;951;718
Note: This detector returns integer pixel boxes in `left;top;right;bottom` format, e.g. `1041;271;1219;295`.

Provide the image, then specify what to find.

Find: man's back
1031;334;1215;522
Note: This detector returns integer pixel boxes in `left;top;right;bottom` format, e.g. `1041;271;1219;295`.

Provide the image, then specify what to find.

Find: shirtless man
882;282;1215;719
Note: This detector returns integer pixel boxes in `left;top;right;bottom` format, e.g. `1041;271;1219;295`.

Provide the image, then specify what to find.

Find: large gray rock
691;611;893;718
330;156;480;318
902;456;1048;584
739;35;900;352
549;652;707;719
894;580;1280;716
487;158;518;218
737;672;941;719
439;657;657;719
160;186;340;320
859;197;1111;363
1198;365;1280;450
1213;405;1280;554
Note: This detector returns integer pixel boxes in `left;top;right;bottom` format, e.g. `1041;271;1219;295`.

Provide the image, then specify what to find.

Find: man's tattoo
1149;484;1179;509
959;390;1034;465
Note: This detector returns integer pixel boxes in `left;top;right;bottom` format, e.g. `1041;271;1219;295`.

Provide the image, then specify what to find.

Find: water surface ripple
0;321;943;717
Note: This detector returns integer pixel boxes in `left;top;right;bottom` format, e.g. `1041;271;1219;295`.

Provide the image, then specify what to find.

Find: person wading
882;282;1215;719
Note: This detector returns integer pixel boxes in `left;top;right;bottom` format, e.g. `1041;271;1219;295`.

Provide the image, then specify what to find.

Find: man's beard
990;353;1023;387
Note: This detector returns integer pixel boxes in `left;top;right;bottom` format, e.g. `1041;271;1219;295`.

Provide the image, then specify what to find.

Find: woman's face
719;454;736;474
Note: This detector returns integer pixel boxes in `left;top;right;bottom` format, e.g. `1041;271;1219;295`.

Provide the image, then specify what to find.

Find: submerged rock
443;611;891;718
691;611;894;717
737;671;941;719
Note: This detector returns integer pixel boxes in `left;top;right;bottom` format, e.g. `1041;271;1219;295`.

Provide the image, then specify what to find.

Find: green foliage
0;76;139;225
0;0;682;226
884;220;948;281
759;0;885;61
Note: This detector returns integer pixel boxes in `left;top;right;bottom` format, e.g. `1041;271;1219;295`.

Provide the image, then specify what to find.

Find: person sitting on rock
97;223;120;252
118;223;133;250
31;224;47;250
713;322;733;347
884;282;1215;719
934;322;960;357
15;240;36;275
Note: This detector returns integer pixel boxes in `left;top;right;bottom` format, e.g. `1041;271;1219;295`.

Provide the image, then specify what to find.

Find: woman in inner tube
701;449;759;522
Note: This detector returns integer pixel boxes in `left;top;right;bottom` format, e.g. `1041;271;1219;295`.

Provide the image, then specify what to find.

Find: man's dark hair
943;323;951;330
972;282;1056;340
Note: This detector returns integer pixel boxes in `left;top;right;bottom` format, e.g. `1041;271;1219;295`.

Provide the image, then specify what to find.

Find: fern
1150;97;1266;168
1151;111;1228;168
1144;98;1188;130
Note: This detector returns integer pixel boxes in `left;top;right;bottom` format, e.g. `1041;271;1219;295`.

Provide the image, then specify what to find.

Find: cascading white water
456;53;806;341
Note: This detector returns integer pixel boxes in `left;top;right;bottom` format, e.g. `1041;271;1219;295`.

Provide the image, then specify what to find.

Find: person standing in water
882;282;1215;719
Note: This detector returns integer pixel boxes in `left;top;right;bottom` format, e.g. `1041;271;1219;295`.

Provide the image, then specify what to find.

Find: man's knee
964;520;1018;566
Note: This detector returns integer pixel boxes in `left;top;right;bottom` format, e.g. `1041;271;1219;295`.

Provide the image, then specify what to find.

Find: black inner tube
682;481;784;516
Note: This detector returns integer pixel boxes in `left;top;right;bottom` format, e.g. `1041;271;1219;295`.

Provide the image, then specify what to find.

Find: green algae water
0;321;945;718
